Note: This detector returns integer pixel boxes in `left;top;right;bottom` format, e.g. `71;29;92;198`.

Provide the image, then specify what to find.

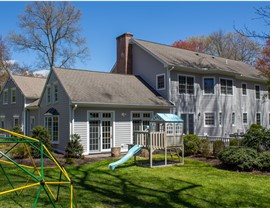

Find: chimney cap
116;32;133;40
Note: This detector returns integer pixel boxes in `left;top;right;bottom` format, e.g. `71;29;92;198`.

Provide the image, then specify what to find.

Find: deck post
149;132;152;168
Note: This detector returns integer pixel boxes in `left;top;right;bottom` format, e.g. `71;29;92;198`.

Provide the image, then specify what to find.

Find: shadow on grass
69;163;206;208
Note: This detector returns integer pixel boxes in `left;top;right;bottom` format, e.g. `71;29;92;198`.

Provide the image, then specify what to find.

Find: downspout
167;65;175;114
71;104;78;136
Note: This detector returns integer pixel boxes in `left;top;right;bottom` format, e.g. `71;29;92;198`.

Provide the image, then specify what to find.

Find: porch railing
133;131;166;149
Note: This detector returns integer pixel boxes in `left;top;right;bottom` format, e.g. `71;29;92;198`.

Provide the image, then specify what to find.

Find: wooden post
150;132;152;168
164;133;167;165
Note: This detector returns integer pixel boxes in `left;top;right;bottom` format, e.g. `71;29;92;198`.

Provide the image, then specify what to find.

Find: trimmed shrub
242;127;265;151
229;138;242;147
183;134;201;156
213;140;225;157
218;147;257;171
254;151;270;171
200;139;212;158
31;126;51;158
11;126;23;134
65;134;84;158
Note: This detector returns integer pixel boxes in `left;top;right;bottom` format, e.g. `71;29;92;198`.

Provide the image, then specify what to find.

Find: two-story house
0;74;46;133
38;67;172;154
113;32;268;137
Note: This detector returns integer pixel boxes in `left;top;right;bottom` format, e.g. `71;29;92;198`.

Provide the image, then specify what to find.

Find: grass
0;157;270;207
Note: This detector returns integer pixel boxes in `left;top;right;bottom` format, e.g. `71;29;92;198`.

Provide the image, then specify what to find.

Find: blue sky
0;1;269;72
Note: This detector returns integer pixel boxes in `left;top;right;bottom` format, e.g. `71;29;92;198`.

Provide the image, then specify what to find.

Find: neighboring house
113;32;269;137
0;74;46;133
38;67;172;154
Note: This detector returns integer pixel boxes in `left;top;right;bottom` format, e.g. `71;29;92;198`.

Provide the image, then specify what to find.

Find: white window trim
44;115;59;144
178;74;195;96
131;111;153;132
53;81;59;103
11;88;16;104
46;84;51;105
203;77;215;95
219;77;234;96
30;116;35;130
232;112;236;126
255;84;260;100
241;82;247;96
156;73;166;90
3;89;8;104
243;112;248;125
13;115;20;127
218;111;222;127
255;112;261;125
204;112;216;127
166;123;174;136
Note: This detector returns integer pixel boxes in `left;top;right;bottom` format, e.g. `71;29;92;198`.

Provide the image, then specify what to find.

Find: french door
180;113;194;134
89;112;113;153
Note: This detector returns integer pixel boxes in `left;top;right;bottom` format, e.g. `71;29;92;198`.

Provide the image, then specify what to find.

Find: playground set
109;113;184;169
0;128;76;208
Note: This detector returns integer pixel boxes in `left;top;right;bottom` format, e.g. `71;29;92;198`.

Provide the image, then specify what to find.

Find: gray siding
132;44;168;99
170;69;270;137
38;71;71;153
0;78;25;131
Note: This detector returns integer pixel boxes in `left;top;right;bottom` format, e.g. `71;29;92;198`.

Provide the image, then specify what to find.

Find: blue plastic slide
108;144;142;170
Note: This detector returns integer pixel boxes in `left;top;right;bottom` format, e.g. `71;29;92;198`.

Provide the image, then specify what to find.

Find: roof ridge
12;74;47;79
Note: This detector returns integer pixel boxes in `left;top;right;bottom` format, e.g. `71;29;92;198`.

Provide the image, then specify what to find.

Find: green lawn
0;157;270;208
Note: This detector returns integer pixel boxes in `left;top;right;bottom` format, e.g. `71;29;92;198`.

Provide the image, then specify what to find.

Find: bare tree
9;1;89;69
0;36;10;89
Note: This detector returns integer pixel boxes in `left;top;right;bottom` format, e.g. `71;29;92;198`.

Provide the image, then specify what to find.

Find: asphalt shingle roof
132;39;264;81
12;75;46;99
53;67;172;107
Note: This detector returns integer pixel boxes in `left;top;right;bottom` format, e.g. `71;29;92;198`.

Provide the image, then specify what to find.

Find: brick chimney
116;32;133;74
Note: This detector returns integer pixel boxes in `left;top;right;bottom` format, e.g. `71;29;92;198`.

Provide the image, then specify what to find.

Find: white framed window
232;112;235;126
218;112;222;126
178;75;194;95
203;77;215;94
0;116;5;128
53;82;59;103
166;123;174;135
256;113;261;125
132;111;153;131
13;115;19;128
204;112;215;127
175;123;182;135
30;116;35;131
45;116;59;143
255;85;260;100
243;113;248;125
156;74;165;90
220;78;233;95
242;83;247;96
11;88;16;104
3;89;8;104
46;84;51;104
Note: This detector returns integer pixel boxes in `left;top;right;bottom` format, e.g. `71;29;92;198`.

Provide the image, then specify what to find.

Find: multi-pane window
13;116;19;128
179;75;194;94
54;82;58;102
156;74;165;90
175;123;182;135
243;113;248;125
3;89;8;104
166;123;174;135
47;85;51;104
220;78;233;95
255;85;260;99
30;116;35;131
218;112;222;126
11;88;16;104
45;116;59;143
242;83;247;95
256;113;261;125
232;112;235;126
132;112;152;131
203;78;215;94
204;112;215;126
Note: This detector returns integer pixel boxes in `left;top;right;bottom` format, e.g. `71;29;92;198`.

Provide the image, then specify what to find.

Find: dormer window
53;82;59;103
47;84;51;104
156;74;165;90
3;89;8;104
11;88;16;104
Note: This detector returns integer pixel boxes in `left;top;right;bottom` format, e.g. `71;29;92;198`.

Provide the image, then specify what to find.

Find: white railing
133;131;166;149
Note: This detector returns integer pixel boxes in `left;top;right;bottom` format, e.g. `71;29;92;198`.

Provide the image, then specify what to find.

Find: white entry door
89;112;113;153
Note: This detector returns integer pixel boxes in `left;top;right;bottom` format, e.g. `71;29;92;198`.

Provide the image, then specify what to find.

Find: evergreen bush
254;151;270;172
200;139;212;157
65;134;84;158
10;126;28;159
31;126;51;158
213;140;225;157
229;138;242;146
183;134;201;156
218;146;257;171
